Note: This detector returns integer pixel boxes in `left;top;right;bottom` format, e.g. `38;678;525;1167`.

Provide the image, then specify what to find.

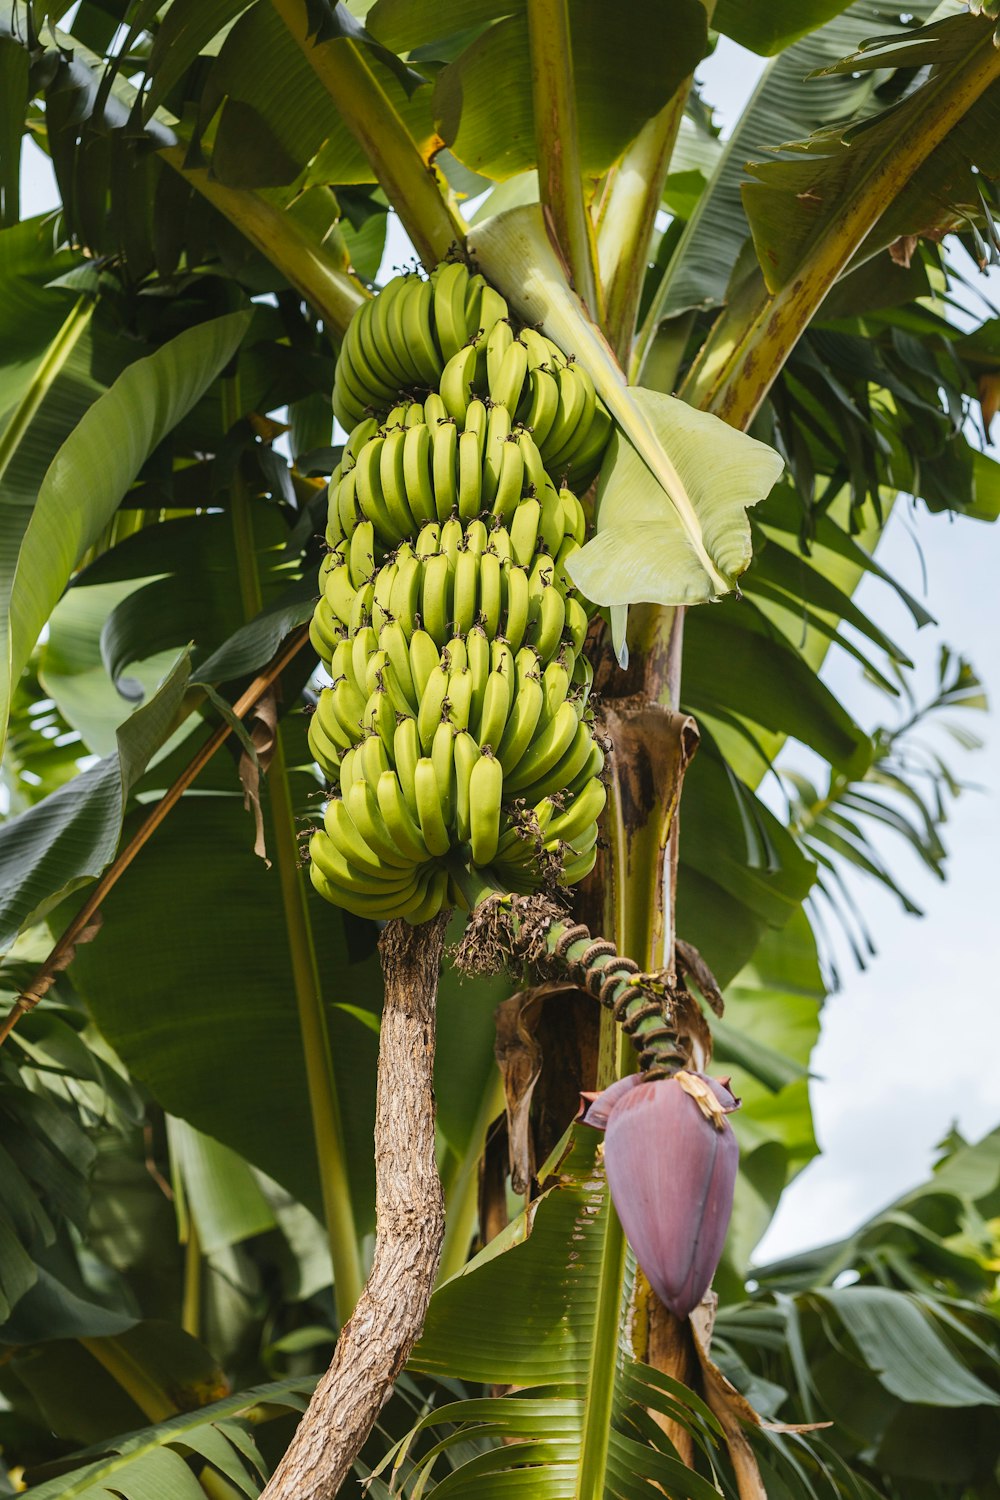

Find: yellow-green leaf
567;388;785;610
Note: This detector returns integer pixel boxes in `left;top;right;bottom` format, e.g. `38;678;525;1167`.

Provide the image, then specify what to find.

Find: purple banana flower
579;1071;740;1319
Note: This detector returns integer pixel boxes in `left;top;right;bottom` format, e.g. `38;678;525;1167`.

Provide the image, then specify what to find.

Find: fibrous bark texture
261;913;449;1500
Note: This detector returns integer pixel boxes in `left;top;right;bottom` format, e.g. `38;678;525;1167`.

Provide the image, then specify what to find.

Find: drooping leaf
713;0;856;55
813;1287;1000;1409
469;206;784;614
568;387;785;609
2;309;251;757
741;12;1000;295
0;653;192;953
433;1;707;184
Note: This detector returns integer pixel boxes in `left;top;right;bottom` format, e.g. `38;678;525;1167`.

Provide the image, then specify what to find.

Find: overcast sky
17;35;999;1263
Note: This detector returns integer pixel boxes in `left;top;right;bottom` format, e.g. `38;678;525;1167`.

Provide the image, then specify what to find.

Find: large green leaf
200;1;436;191
167;1118;277;1256
2;309;251;757
23;1374;316;1499
52;506;298;717
814;1287;1000;1409
683;606;872;779
0;653;192;953
69;777;382;1231
400;1129;725;1498
713;0;856;54
432;0;707;183
676;742;816;987
742;11;1000;294
470;207;784;615
641;0;943;333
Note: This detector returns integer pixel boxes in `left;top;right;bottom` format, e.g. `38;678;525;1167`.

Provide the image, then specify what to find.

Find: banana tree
0;0;999;1496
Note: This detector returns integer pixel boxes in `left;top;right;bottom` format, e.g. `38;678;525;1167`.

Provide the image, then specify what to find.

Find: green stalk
687;35;1000;426
159;147;367;339
181;1216;202;1341
526;0;600;316
575;1154;628;1490
270;0;466;269
224;384;363;1320
596;96;688;361
596;0;716;369
437;1064;506;1282
79;1338;179;1423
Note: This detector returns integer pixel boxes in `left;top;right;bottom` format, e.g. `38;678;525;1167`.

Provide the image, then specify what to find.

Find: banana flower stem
453;885;688;1078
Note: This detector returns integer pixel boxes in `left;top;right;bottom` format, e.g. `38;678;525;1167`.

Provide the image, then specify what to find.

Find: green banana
504;700;581;795
496;671;543;776
510;497;541;566
347;778;413;868
433;261;472;363
380;426;417;539
403;276;441;387
392;716;423;818
430;720;456;823
478;667;512;752
403;422;436;526
420;552;452;643
439;344;477;423
417;663;450;751
453;730;480;844
545;775;607;848
457;429;483;522
468;752;503;865
376;770;431;864
409;629;441;701
413;757;451;857
485;318;513;389
491;338;528;414
452;548;479;635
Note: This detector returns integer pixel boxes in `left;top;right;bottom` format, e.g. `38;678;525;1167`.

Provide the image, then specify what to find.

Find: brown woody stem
260;913;449;1500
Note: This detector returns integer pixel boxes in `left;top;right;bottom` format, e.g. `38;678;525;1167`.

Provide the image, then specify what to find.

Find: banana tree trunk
260;915;449;1500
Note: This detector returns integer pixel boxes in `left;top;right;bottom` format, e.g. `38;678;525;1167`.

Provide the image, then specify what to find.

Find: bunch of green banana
309;600;595;776
331;267;611;498
308;666;606;920
311;510;589;674
310;261;618;924
332;262;509;432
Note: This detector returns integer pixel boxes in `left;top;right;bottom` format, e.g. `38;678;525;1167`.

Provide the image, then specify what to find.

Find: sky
16;37;1000;1263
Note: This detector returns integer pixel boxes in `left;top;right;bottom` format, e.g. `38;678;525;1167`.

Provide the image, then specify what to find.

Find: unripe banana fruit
312;263;615;923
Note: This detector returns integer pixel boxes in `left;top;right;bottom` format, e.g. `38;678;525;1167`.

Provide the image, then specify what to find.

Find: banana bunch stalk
309;264;614;924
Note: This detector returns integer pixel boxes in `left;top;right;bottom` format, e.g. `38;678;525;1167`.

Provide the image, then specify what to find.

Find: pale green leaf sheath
469;205;784;616
568;389;786;608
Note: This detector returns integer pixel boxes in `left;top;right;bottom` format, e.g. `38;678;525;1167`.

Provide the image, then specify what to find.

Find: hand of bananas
309;262;613;923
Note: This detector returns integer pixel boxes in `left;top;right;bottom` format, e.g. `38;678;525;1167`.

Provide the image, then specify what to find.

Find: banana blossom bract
580;1071;740;1319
